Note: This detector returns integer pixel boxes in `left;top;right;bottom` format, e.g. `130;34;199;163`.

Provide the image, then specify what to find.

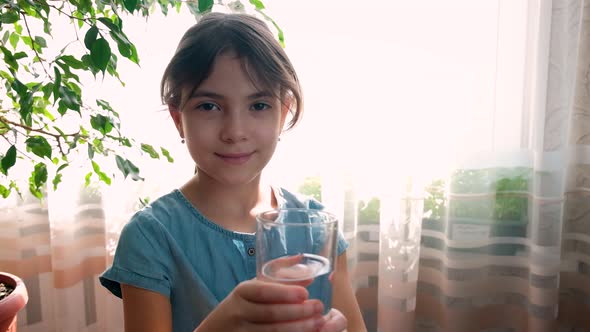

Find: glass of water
256;208;338;313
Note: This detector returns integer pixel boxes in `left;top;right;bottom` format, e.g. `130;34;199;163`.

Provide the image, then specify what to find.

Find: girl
100;12;366;332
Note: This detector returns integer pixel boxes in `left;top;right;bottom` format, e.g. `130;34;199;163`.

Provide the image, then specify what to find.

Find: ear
168;104;184;138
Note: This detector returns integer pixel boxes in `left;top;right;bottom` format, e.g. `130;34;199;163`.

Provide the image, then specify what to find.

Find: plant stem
0;115;84;138
21;13;51;78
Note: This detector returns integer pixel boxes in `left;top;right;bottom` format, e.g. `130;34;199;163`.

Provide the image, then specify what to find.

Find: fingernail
298;289;309;301
314;301;323;313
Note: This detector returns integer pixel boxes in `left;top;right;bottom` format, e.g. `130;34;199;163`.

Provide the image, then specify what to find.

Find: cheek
256;123;281;142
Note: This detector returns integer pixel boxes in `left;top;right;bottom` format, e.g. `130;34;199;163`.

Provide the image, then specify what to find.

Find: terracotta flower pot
0;272;28;332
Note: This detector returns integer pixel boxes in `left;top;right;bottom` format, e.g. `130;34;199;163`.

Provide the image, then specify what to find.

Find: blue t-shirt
99;187;348;332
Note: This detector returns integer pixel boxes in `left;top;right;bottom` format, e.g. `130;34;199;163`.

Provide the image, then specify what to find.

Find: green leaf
161;147;174;163
56;163;69;173
66;81;82;95
91;160;111;185
56;61;81;83
84;25;98;50
257;11;285;47
115;154;128;178
58;86;81;113
96;99;113;111
141;143;159;159
123;0;138;13
59;55;85;69
1;46;19;70
90;38;111;73
53;66;61;101
157;0;169;15
90;114;113;135
96;99;119;116
0;184;9;198
13;52;27;60
126;159;142;181
249;0;265;10
78;0;92;14
97;17;119;31
29;163;48;198
198;0;214;12
25;136;52;159
11;78;27;96
33;163;48;186
97;171;111;185
1;11;20;24
115;155;143;181
9;32;19;49
1;145;17;175
21;36;32;49
81;54;98;75
88;143;94;160
118;137;132;147
85;172;92;186
0;121;9;135
92;138;105;153
34;36;47;48
114;36;132;58
91;160;101;173
52;173;62;190
41;82;53;99
43;18;52;35
101;18;139;65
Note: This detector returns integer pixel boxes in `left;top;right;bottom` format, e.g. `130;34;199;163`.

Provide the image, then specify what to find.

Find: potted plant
0;272;28;332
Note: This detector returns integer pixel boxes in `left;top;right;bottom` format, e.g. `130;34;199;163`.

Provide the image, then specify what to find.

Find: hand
195;279;325;332
320;308;348;332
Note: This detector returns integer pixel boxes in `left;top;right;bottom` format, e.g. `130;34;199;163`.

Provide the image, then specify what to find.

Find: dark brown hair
160;12;303;130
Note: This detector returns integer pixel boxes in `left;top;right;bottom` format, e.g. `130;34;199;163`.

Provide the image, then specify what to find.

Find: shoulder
126;190;190;229
116;190;195;250
274;186;325;210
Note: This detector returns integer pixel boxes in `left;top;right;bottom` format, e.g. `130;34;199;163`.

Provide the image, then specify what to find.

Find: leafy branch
0;0;278;199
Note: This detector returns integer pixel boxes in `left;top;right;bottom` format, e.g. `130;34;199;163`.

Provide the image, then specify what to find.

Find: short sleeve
99;213;173;299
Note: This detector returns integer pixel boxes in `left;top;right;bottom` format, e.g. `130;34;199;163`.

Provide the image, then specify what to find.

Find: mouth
215;151;255;165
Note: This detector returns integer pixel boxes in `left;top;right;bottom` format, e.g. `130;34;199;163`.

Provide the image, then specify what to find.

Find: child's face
170;52;288;186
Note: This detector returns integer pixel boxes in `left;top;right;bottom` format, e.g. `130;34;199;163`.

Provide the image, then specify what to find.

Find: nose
220;111;247;143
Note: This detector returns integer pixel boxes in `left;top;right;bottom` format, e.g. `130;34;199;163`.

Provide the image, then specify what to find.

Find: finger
247;315;326;332
236;279;308;303
245;299;324;323
320;309;348;332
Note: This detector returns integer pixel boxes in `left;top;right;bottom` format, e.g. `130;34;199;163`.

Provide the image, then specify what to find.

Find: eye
196;102;220;112
251;102;271;111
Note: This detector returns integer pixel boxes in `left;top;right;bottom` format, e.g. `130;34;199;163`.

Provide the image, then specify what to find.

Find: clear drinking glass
256;208;338;313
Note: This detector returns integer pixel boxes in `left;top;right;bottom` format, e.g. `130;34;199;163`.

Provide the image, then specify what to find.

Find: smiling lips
215;152;254;165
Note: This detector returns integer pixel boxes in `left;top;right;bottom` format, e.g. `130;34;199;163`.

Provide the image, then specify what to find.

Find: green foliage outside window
424;167;532;223
298;175;322;201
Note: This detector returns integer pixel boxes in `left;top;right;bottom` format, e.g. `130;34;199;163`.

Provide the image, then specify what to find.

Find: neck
180;172;276;232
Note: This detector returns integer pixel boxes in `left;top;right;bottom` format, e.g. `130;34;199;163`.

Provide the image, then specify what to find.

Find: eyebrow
190;90;274;100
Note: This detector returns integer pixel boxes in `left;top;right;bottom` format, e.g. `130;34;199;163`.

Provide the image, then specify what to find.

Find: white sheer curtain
320;1;589;331
1;1;589;331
